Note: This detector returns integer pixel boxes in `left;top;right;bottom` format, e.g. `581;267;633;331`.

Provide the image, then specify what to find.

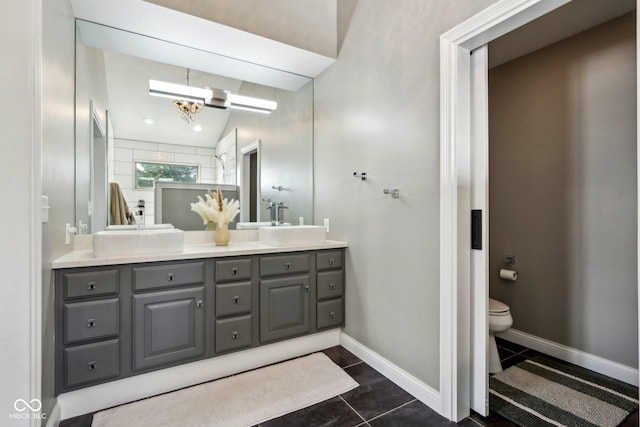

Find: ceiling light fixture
149;77;277;115
143;117;155;125
192;124;203;132
149;69;209;123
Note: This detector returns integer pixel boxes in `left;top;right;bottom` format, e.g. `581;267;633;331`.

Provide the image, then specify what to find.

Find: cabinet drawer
64;298;119;344
216;281;252;317
317;271;344;300
133;262;205;292
215;258;252;282
64;270;119;300
215;315;253;353
64;339;120;388
317;250;343;271
260;253;310;277
317;298;344;330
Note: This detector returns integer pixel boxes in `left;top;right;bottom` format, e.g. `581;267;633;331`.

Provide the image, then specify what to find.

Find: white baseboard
498;328;639;386
339;333;442;416
44;402;61;427
58;329;340;420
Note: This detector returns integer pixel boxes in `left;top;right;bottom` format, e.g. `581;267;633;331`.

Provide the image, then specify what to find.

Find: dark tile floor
468;337;639;427
60;341;638;427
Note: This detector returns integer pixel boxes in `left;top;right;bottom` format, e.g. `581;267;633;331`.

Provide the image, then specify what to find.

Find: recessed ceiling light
193;124;203;132
143;117;155;125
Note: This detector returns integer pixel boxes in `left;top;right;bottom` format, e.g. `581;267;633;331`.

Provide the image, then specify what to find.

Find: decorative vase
206;221;216;231
213;223;230;246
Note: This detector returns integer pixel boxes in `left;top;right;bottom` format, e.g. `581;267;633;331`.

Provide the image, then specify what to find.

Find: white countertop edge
52;240;348;269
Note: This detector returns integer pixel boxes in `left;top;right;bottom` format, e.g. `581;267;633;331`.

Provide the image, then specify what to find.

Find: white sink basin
93;228;185;258
258;225;326;246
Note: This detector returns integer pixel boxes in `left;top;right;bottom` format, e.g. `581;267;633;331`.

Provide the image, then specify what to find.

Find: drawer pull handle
329;312;336;319
304;285;310;293
233;296;239;304
196;299;203;308
232;331;239;340
329;283;335;290
167;273;174;281
285;263;291;270
87;282;96;290
87;319;96;328
231;267;238;275
329;258;335;265
88;361;97;371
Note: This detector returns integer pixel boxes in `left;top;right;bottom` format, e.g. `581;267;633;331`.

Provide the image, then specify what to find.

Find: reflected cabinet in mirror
75;19;314;232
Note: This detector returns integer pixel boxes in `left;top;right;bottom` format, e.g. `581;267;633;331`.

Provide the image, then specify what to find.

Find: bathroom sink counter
53;232;347;269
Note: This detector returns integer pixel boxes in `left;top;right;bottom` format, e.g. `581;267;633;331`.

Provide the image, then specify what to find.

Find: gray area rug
91;352;358;427
490;355;638;427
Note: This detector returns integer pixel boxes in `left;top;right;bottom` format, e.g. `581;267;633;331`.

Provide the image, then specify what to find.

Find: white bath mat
91;352;358;427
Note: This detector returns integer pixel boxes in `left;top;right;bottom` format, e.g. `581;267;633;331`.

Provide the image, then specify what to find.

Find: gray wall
488;13;637;368
147;0;338;58
314;0;497;388
42;0;76;419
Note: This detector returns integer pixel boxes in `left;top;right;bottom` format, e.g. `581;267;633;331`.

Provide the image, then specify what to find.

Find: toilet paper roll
500;269;517;281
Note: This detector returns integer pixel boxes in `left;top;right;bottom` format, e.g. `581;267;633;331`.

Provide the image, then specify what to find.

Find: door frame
239;139;262;223
439;0;572;421
89;100;107;233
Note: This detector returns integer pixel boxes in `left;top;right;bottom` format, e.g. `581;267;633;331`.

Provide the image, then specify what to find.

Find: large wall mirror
75;19;314;232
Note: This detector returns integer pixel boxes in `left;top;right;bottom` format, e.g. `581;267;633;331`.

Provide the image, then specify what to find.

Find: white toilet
488;298;513;374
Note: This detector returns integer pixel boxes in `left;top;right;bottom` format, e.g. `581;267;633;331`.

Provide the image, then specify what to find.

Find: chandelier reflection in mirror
169;69;203;123
172;99;203;123
149;73;278;117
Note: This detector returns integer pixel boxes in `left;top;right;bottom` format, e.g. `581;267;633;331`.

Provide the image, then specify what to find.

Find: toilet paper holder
503;255;518;264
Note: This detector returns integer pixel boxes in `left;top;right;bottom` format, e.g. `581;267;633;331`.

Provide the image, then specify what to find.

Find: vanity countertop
52;235;348;269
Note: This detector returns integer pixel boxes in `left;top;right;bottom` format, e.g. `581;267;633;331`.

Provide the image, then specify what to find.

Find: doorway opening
90;100;107;234
239;139;261;223
439;0;638;421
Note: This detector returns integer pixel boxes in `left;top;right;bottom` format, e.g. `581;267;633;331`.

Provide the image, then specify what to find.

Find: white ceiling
103;51;242;148
489;0;636;68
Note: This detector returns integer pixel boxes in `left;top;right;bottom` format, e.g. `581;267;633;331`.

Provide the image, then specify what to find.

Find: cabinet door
260;275;310;343
133;287;205;371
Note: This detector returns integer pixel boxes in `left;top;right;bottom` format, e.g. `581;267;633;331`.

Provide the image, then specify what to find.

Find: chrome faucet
134;200;146;229
277;202;288;225
264;199;277;226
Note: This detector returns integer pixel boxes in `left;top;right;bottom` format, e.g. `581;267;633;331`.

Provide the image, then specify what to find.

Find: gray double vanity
53;239;346;395
59;0;344;405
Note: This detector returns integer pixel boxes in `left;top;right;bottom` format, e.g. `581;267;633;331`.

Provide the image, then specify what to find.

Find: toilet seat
489;298;510;315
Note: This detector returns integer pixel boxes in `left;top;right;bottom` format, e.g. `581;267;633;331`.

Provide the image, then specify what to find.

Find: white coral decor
190;187;240;226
